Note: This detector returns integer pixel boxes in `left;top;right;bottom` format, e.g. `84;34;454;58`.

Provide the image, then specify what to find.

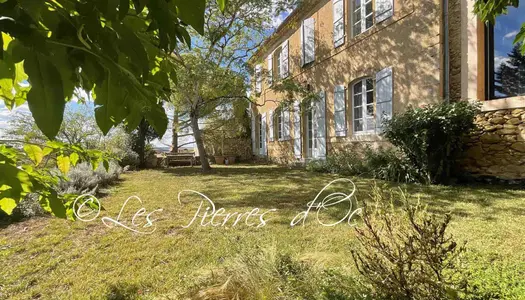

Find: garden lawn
1;165;525;299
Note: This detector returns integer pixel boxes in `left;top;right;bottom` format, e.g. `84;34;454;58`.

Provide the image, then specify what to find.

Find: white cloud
494;56;510;68
504;30;519;40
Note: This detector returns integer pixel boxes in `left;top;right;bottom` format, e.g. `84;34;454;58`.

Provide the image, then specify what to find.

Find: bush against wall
307;147;423;183
382;101;480;184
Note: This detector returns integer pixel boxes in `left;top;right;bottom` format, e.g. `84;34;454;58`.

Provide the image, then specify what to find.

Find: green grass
1;165;525;299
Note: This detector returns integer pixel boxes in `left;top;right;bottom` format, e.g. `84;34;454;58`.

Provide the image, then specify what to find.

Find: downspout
443;0;450;103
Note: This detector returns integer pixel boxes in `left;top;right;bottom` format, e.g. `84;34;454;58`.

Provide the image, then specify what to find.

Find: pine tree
495;43;525;97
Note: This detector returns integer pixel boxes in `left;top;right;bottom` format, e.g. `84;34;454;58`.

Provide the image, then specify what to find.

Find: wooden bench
164;152;196;167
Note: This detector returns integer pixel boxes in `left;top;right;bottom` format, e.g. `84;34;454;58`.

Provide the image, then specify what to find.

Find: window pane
353;94;362;107
354;107;362;119
366;79;374;91
366;105;374;116
366;15;373;29
353;10;361;22
367;91;374;104
353;82;362;94
366;117;375;131
353;21;361;36
491;5;525;98
354;0;361;9
365;1;373;14
354;120;363;132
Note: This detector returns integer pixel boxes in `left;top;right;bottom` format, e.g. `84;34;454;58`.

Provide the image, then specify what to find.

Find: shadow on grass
105;283;144;300
161;164;525;222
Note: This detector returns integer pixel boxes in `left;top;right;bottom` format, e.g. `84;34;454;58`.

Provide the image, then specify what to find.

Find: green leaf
113;23;149;76
103;160;110;172
216;0;228;12
0;197;16;215
0;35;3;60
174;0;205;35
119;0;130;20
23;144;44;166
145;103;168;136
94;75;126;135
57;155;71;174
70;152;79;166
41;191;66;219
24;53;65;140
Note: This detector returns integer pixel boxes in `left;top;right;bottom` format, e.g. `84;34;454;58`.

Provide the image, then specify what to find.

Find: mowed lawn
1;165;525;299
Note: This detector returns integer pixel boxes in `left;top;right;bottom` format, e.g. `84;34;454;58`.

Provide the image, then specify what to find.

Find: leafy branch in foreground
474;0;525;53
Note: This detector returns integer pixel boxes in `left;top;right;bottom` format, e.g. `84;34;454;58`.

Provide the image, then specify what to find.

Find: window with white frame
352;78;375;134
258;114;263;149
352;0;374;37
334;85;347;136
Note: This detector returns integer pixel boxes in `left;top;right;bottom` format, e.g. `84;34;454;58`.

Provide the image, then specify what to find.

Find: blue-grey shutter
333;0;344;47
260;113;267;155
281;40;289;78
334;85;346;136
375;67;393;133
283;106;291;140
302;18;315;65
267;54;273;85
293;101;302;158
269;110;274;142
251;104;257;154
315;91;327;159
376;0;393;23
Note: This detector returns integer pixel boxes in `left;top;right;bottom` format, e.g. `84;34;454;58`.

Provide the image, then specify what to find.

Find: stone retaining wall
463;108;525;179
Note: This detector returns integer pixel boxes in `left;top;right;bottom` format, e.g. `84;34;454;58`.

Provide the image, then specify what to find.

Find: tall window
486;5;525;99
352;0;374;37
352;78;375;134
274;46;282;79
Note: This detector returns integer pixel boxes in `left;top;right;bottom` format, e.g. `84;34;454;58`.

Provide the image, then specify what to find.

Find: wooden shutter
376;0;393;23
334;85;346;136
260;113;267;155
251;105;257;154
255;64;262;93
302;18;315;65
293;101;302;158
267;54;273;85
333;0;344;47
283;106;291;140
375;67;393;133
269;110;274;142
315;91;326;159
280;40;289;78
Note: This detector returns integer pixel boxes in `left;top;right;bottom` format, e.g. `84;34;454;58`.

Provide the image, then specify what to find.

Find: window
486;5;525;99
306;108;314;157
352;78;375;134
352;0;374;37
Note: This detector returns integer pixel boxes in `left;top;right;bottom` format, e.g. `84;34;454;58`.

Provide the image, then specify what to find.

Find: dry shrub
351;185;465;300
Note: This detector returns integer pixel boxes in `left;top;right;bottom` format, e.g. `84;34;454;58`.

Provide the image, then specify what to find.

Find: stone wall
463;109;525;179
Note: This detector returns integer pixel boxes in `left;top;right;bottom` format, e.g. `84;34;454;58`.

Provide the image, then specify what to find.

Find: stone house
249;0;525;179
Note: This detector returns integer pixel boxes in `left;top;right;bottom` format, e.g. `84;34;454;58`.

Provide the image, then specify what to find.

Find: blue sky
493;5;525;67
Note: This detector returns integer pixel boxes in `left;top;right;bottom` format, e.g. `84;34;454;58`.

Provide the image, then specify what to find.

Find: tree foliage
474;0;525;53
495;43;525;97
0;0;224;217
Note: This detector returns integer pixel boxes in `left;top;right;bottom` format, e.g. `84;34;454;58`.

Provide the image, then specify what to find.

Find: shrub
382;101;480;184
307;147;422;183
56;161;122;195
351;185;465;299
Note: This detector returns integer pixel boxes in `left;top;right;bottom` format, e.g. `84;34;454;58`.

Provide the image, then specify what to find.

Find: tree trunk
190;113;211;172
171;110;179;153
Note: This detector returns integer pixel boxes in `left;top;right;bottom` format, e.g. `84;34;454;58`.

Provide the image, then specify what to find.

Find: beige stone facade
250;0;525;179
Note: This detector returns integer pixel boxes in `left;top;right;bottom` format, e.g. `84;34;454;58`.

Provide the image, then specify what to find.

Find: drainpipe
443;0;450;103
